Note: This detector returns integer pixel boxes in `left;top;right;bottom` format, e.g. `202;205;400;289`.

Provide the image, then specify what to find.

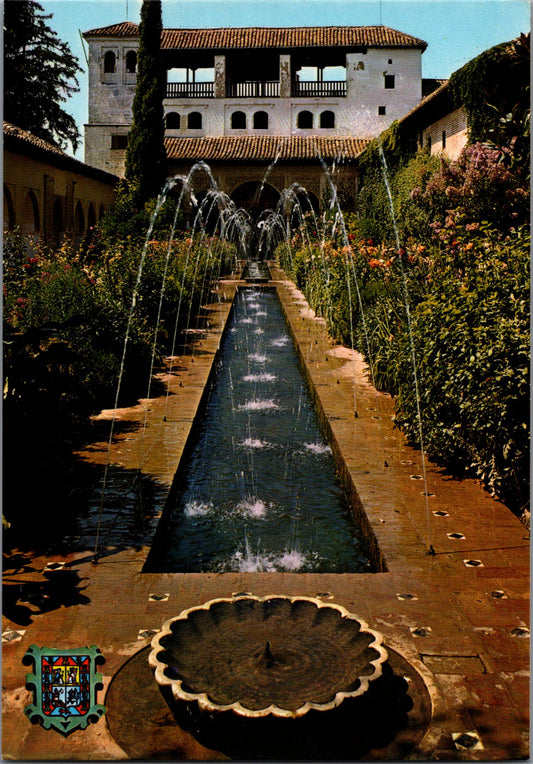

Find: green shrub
3;227;236;435
394;228;529;512
275;220;529;517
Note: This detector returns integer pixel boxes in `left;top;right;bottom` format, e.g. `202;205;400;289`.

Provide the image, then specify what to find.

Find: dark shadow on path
2;567;90;627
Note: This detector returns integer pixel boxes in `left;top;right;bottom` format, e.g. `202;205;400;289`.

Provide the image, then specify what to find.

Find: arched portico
229;181;280;219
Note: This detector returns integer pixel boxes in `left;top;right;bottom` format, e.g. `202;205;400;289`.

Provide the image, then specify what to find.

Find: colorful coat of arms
23;645;105;735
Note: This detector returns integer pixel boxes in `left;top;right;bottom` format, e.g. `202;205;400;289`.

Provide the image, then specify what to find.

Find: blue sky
40;0;530;158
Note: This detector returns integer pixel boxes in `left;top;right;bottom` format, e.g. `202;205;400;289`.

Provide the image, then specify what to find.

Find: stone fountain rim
148;593;389;719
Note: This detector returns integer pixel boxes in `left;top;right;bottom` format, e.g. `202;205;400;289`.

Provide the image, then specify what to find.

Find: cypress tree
125;0;168;204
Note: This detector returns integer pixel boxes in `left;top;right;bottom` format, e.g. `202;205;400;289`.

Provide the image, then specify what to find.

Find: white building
83;22;429;210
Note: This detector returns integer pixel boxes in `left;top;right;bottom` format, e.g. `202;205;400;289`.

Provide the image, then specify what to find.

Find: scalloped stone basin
149;595;388;719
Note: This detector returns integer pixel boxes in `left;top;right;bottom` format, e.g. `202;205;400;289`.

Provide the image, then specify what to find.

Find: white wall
423;106;468;160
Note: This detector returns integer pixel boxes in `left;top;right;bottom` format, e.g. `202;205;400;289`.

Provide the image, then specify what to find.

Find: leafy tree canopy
4;0;82;152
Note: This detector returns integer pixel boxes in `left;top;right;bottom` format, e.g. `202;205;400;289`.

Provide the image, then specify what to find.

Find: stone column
214;55;226;99
43;174;55;245
64;180;75;237
280;53;291;98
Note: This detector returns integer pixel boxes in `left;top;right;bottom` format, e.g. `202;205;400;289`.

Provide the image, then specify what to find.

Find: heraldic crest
23;645;105;735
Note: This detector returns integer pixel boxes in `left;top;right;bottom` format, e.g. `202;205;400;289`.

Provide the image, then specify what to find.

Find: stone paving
2;265;529;760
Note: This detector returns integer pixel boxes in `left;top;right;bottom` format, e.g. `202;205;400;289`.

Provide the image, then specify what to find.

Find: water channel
145;285;373;573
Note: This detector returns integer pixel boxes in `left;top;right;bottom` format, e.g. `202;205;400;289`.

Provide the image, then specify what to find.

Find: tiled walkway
2;266;529;760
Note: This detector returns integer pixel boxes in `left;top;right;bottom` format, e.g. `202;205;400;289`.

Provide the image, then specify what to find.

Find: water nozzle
263;640;275;669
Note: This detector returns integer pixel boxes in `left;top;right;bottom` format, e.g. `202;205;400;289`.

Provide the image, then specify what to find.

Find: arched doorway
230;181;281;258
83;203;97;252
3;185;15;231
284;187;320;227
87;203;96;230
22;190;40;243
230;181;280;220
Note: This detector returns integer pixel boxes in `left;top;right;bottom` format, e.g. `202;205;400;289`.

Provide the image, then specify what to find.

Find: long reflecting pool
145;287;373;573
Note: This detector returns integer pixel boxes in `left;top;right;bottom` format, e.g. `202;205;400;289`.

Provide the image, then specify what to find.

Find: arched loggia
230;181;280;220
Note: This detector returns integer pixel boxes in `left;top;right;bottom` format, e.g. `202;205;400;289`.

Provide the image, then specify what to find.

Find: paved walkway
2;266;529;760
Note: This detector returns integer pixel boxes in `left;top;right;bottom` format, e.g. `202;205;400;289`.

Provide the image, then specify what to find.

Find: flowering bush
276;216;529;518
3;229;236;437
413;143;530;231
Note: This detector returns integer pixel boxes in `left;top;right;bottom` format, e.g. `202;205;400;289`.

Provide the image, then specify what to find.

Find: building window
104;51;116;73
442;130;446;149
384;74;395;89
378;106;386;115
297;110;313;129
426;135;432;151
319;110;335;128
231;111;246;129
111;135;128;149
165;112;180;129
125;50;137;73
253;111;269;129
188;112;202;129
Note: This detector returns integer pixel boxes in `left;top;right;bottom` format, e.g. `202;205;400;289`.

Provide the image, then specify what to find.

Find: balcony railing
166;82;214;98
292;81;347;97
165;79;346;99
225;81;280;98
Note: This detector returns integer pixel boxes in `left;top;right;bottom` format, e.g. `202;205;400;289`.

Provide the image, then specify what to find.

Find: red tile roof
4;121;68;159
84;23;427;51
83;21;140;38
165;135;371;162
3;122;119;184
